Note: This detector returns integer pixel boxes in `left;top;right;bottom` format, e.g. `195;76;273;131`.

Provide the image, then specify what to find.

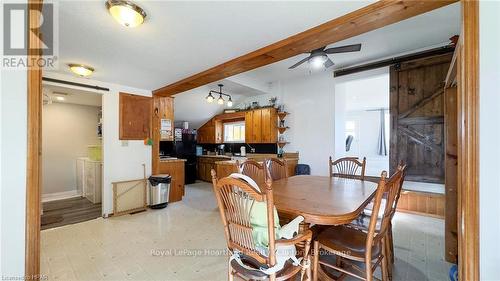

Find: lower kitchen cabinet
158;160;185;202
197;156;230;182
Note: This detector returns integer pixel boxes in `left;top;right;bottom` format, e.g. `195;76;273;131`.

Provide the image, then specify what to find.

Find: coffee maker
216;144;225;155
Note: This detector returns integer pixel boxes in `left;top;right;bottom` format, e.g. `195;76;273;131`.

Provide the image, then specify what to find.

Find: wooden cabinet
245;110;253;143
245;108;278;144
119;93;152;140
198;108;277;144
152;96;174;174
197;118;223;144
216;162;239;179
197;156;229;181
158;160;185;203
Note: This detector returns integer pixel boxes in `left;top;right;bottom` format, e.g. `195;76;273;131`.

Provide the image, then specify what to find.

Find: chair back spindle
240;160;267;185
364;166;406;277
265;158;288;181
329;156;366;180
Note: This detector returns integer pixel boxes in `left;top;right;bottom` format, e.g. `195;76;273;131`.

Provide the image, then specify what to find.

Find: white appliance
76;157;103;203
240;146;246;156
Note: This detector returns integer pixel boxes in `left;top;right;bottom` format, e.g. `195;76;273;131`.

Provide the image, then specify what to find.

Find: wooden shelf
277;141;289;148
278;126;289;134
277;112;289;120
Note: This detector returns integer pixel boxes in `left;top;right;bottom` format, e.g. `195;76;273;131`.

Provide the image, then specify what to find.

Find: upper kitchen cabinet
119;93;152;140
198;108;277;144
246;107;277;144
197;117;222;144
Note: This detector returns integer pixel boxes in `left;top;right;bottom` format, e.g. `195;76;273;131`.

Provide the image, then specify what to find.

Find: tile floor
41;181;452;281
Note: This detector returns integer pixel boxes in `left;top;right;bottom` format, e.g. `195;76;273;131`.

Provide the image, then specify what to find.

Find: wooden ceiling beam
153;0;458;97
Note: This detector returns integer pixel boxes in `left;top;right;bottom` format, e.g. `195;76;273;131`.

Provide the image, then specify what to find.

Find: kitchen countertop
197;155;231;159
215;157;299;165
159;158;187;163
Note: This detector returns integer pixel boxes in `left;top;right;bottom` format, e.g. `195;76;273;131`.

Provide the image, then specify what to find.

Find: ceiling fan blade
324;58;334;68
288;56;311;69
324;44;362;54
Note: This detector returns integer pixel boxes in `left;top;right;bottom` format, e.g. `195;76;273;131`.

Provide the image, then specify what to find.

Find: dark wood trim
26;0;42;277
458;1;479;279
153;0;458;97
334;45;455;77
42;77;110;91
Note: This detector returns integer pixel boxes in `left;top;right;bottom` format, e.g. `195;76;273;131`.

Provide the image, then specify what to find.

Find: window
224;121;245;143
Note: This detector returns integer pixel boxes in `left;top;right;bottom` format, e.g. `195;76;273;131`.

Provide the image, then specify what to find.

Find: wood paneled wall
397;190;445;218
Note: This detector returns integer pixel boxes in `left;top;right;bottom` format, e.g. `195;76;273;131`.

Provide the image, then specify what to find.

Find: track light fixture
205;84;233;107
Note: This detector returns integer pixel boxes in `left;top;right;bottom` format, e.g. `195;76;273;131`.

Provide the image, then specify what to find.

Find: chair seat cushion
317;225;381;260
349;213;381;231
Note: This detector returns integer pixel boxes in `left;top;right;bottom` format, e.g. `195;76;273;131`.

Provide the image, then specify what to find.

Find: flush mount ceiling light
68;64;94;77
206;84;233;107
106;0;147;28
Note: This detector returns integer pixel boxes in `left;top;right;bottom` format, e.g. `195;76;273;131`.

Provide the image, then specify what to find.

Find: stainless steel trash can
148;174;171;209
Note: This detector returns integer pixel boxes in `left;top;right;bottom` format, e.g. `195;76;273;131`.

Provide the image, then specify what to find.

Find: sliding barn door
389;54;452;183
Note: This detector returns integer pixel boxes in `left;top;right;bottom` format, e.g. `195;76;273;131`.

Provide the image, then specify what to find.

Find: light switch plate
121;140;129;147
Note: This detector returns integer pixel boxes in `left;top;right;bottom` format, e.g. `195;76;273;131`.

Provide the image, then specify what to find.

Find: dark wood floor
41;197;102;230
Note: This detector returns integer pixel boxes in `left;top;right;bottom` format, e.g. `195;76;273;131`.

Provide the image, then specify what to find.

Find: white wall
280;72;335;176
0;69;27;276
42;102;101;196
264;68;389;176
333;69;390;176
479;1;500;279
43;72;152;216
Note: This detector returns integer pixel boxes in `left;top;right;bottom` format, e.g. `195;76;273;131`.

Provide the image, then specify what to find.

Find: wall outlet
121;140;129;147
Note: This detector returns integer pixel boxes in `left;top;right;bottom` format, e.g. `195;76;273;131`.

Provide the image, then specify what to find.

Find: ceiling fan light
309;55;328;69
106;0;146;28
217;95;224;105
68;64;94;76
206;93;214;103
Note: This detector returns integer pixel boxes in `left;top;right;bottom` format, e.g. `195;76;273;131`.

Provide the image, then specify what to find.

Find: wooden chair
329;157;366;180
265;158;288;181
349;163;407;279
312;167;405;281
211;170;313;281
240;160;267;185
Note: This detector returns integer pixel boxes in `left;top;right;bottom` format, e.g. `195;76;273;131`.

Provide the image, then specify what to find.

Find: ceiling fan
288;43;362;69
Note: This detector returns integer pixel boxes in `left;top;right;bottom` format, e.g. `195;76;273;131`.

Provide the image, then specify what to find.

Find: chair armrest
275;229;312;246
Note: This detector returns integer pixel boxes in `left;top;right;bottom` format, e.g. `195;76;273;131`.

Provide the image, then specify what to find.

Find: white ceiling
173;79;268;129
234;2;461;84
43;84;102;107
44;0;374;90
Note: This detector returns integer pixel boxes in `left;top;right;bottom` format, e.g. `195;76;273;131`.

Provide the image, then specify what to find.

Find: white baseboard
42;190;81;202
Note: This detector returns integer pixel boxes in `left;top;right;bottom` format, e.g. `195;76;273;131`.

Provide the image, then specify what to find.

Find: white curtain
377;109;387;156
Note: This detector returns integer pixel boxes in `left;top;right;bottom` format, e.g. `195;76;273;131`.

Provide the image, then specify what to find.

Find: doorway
40;84;103;229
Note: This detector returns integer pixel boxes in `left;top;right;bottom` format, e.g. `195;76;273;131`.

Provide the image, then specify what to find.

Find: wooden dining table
270;175;379;226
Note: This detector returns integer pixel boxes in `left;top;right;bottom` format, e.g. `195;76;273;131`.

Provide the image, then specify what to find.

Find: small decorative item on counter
144;138;153;146
251;101;260;109
268;97;277;107
279;119;285;127
278;104;285;112
279;135;286;142
277;147;284;158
